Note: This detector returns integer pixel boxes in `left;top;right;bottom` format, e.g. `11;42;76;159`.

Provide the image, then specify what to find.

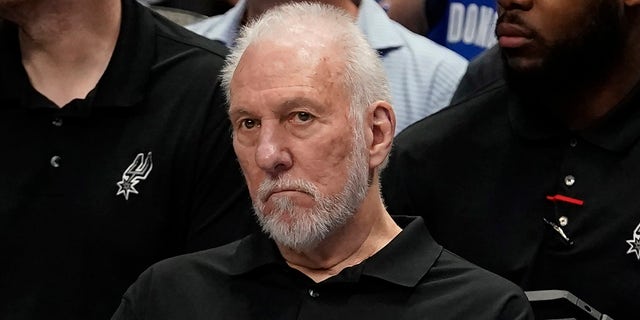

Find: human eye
289;111;314;124
240;118;260;130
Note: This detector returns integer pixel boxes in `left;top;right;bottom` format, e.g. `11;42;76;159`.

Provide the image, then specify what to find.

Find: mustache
495;12;537;38
257;177;319;203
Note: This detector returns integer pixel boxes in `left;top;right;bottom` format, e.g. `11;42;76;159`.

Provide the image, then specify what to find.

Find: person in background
0;0;254;318
112;3;533;320
379;0;497;60
450;44;503;103
425;0;497;60
382;0;640;318
142;0;237;16
188;0;467;135
376;0;429;35
376;0;501;103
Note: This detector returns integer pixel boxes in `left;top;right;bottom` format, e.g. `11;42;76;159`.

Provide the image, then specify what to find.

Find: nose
255;122;293;176
497;0;532;11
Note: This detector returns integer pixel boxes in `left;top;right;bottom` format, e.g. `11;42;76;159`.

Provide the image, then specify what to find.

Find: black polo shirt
112;216;533;320
382;80;640;320
0;1;255;319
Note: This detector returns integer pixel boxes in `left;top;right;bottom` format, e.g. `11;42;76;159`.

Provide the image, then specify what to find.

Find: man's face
229;40;370;251
496;0;623;90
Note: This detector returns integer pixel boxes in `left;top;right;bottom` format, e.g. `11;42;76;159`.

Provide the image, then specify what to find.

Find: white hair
221;1;392;133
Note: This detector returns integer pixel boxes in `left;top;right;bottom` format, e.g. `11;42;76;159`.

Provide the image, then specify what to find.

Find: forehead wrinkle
280;96;323;111
229;37;349;115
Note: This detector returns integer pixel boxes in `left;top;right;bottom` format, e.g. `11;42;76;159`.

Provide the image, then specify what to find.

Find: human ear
365;100;395;169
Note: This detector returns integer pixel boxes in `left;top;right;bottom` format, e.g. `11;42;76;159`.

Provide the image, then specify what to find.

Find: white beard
253;131;370;252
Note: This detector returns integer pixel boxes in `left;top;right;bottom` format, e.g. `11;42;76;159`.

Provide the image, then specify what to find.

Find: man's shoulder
389;21;467;71
114;239;248;320
394;81;510;150
419;248;533;318
429;248;523;293
149;239;242;280
358;0;466;69
151;10;228;61
145;11;231;90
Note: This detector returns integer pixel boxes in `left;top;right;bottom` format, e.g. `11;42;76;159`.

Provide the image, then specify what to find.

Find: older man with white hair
112;3;532;320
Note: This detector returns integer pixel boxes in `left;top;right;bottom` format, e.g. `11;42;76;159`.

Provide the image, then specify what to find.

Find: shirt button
50;155;61;168
308;289;320;298
564;175;575;187
569;138;577;147
559;216;569;227
52;118;63;127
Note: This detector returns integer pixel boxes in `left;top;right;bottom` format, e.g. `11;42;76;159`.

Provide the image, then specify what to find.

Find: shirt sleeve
111;268;153;320
111;297;140;320
498;291;535;320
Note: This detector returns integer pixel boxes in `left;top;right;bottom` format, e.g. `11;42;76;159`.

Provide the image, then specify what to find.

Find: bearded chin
254;196;341;252
252;137;370;252
503;0;624;103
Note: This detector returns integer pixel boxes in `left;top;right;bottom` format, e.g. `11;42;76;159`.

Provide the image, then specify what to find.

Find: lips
257;177;318;204
263;188;312;203
268;188;298;197
496;22;534;49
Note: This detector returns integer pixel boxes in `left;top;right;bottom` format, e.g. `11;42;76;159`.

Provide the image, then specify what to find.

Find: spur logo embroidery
626;222;640;260
116;152;153;200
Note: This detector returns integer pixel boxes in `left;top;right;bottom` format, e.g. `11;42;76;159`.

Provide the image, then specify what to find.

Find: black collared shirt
382;81;640;320
0;1;255;319
112;216;533;320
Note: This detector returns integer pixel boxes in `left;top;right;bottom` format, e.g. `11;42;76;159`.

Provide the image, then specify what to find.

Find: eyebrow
281;97;321;110
229;96;324;117
228;108;252;120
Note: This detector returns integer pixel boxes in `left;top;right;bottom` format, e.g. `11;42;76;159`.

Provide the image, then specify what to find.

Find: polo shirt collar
356;0;403;55
0;0;154;109
227;232;286;275
361;216;441;287
508;79;640;152
227;216;441;288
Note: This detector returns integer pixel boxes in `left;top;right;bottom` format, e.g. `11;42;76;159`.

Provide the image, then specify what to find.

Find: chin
503;53;544;74
513;62;542;75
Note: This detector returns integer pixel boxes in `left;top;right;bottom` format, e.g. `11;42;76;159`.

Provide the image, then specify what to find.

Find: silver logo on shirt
116;152;153;200
626;222;640;260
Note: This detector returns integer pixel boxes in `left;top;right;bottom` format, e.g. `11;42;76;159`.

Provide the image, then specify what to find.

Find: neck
566;26;640;129
559;17;640;129
244;0;359;23
278;182;402;283
2;0;121;107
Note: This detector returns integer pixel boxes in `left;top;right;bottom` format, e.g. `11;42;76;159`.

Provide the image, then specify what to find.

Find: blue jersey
427;0;497;60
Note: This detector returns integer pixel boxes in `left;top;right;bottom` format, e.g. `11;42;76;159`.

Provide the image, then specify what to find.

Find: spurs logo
626;222;640;260
116;152;153;200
